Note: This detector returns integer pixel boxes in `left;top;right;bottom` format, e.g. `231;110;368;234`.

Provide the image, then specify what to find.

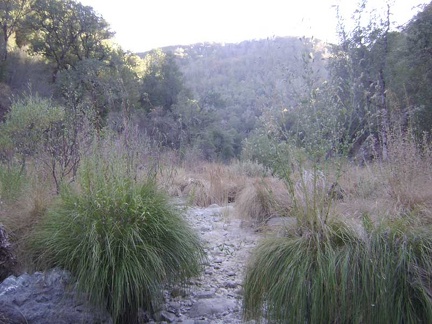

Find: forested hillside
0;0;430;164
2;2;432;324
147;37;329;160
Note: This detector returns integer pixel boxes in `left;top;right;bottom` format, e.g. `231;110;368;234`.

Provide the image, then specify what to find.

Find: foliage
20;0;113;82
170;37;328;156
243;220;432;323
140;50;184;112
198;127;236;162
227;160;271;178
235;177;290;227
31;150;205;323
56;50;141;129
0;162;26;202
0;94;95;192
0;0;32;69
241;129;292;175
0;95;64;165
403;3;432;134
183;163;243;207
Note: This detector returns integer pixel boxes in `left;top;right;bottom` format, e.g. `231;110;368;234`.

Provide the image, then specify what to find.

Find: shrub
228;159;271;178
243;221;432;323
31;154;205;323
0;163;27;203
183;163;244;207
235;177;291;227
241;131;292;175
0;95;65;165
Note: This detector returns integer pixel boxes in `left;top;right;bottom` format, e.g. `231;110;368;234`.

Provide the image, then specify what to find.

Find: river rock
0;269;112;324
0;224;16;283
188;298;237;318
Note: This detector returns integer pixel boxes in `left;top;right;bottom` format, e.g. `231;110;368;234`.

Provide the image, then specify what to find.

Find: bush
0;163;27;202
243;221;432;323
241;131;293;176
183;163;244;207
228;160;271;178
235;178;291;227
31;154;205;323
0;95;65;164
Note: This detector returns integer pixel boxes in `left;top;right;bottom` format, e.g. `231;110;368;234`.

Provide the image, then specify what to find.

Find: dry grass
235;177;291;227
1;173;55;272
386;132;432;217
181;163;246;207
328;131;432;228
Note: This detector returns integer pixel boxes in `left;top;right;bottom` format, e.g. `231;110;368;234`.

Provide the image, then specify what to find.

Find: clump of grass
30;153;205;323
235;177;291;227
279;166;338;234
228;160;272;177
0;166;54;272
183;163;245;207
243;220;432;323
183;177;212;207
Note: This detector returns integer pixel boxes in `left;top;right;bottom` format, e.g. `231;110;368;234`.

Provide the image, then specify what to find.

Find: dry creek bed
148;202;262;324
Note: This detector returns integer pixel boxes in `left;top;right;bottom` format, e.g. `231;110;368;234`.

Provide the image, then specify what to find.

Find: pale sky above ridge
79;0;428;53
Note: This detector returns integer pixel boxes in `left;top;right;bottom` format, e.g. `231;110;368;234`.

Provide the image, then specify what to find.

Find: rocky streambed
148;204;260;323
0;203;266;323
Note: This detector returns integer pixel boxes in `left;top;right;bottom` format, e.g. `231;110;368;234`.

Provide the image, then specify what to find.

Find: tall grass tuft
31;153;205;324
235;177;291;227
0;163;55;272
183;163;245;207
243;220;432;323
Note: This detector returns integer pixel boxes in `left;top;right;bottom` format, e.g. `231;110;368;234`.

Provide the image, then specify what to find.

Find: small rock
188;298;237;318
160;310;177;323
195;289;216;299
200;225;212;232
171;287;187;298
224;281;238;289
168;301;181;309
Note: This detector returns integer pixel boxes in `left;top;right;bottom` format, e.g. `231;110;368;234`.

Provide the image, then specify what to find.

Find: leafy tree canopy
19;0;113;81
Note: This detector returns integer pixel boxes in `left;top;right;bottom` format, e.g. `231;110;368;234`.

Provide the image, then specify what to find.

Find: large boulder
0;269;112;324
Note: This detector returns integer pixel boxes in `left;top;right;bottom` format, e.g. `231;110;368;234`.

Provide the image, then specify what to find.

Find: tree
140;50;184;112
0;0;32;62
403;3;432;134
329;1;398;160
56;49;142;130
20;0;113;82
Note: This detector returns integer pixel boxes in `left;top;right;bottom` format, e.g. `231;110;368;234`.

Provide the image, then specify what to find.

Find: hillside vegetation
1;0;432;323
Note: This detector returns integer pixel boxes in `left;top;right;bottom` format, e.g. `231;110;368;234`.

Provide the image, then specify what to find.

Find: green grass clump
243;221;432;323
31;156;205;323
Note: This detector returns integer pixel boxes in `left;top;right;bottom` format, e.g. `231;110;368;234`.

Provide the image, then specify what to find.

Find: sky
78;0;428;53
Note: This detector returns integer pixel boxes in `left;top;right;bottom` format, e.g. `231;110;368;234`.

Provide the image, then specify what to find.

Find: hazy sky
78;0;428;53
